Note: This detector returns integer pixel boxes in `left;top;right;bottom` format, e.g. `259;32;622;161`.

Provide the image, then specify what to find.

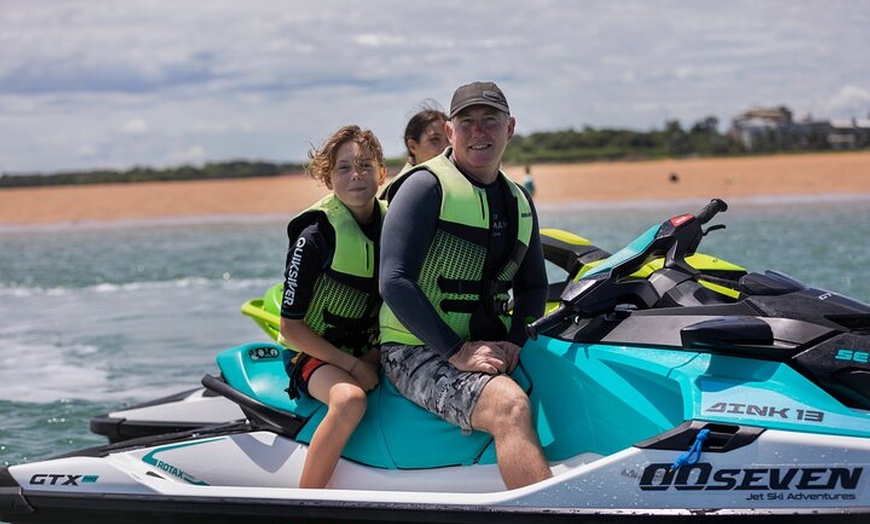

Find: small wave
0;276;276;298
730;192;870;205
0;213;288;233
0;333;220;404
536;192;870;212
0;340;111;403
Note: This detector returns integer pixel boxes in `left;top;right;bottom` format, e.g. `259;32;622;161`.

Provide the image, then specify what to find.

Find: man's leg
470;375;552;489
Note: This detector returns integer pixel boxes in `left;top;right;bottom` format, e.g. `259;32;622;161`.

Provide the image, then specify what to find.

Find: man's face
447;106;515;184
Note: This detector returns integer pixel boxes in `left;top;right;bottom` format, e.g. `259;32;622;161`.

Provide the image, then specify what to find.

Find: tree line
503;116;743;164
0;115;844;189
0;160;305;189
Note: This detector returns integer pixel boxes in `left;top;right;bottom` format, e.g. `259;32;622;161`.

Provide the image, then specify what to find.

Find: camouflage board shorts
380;343;493;433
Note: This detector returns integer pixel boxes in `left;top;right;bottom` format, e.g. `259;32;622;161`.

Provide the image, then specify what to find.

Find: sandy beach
2;152;869;226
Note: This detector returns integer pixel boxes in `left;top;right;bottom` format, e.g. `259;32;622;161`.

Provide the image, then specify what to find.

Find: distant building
729;106;869;151
828;118;870;149
729;106;794;149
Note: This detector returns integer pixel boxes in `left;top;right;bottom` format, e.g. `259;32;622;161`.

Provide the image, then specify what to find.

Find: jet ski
89;227;746;443
2;198;868;523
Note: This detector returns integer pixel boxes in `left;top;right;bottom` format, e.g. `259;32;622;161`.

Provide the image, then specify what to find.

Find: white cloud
1;0;869;172
353;34;407;48
825;85;870;117
170;145;208;167
74;144;98;160
120;118;148;135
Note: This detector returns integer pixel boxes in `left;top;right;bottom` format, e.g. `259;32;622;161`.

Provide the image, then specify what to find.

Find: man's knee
497;388;532;424
473;377;533;433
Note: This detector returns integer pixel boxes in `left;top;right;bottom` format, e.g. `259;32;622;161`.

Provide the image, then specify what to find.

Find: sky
2;0;869;174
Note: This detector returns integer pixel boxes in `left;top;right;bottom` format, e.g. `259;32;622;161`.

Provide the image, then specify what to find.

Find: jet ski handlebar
528;198;729;339
695;198;728;226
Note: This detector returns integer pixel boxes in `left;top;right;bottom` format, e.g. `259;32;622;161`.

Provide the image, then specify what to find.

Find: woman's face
407;119;448;165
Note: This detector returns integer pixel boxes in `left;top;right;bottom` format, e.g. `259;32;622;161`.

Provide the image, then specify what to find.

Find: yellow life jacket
284;193;387;355
379;150;533;345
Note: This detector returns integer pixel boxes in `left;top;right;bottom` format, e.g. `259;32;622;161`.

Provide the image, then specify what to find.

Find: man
379;81;552;489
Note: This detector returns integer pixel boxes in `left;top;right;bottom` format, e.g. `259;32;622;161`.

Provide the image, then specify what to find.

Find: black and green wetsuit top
379;148;547;357
281;193;386;356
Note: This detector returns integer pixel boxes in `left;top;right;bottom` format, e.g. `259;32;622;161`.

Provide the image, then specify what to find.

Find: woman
401;107;448;172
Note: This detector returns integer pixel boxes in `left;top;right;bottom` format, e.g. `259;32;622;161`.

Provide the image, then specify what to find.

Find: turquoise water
0;196;868;466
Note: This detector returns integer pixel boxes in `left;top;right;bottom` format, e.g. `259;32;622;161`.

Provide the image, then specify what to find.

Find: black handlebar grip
695;198;728;225
527;304;568;340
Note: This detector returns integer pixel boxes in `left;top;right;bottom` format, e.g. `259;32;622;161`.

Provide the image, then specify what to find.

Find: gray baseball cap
448;81;510;119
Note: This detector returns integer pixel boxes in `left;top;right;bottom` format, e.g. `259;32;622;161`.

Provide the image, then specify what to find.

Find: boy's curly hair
306;125;385;187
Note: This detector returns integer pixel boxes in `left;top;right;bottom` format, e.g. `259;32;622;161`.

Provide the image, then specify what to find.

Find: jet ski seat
213;342;532;470
541;228;610;302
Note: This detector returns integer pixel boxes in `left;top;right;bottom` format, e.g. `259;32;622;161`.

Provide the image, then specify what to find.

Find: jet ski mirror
703;224;726;236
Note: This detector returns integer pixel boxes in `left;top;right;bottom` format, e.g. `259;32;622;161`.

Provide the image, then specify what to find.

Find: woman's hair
306;125;385;186
403;103;447;159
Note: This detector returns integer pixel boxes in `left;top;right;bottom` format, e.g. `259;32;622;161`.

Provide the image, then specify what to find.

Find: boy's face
328;140;384;218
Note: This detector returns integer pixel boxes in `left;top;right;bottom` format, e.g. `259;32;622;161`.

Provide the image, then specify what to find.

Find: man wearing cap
378;81;552;489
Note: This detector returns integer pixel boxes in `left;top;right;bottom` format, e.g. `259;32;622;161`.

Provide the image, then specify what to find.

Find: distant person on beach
401;105;449;172
523;164;536;198
378;81;552;489
279;125;387;488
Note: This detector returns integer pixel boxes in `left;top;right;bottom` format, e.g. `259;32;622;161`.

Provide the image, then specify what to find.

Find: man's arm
379;171;464;357
508;195;548;346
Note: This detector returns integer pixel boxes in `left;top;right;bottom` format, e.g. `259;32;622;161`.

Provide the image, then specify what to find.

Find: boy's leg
300;365;367;488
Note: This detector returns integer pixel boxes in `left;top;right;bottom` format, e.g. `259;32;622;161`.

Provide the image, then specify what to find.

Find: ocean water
0;196;868;467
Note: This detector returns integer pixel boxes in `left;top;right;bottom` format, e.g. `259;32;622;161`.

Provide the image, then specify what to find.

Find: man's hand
495;340;521;373
448;340;521;375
